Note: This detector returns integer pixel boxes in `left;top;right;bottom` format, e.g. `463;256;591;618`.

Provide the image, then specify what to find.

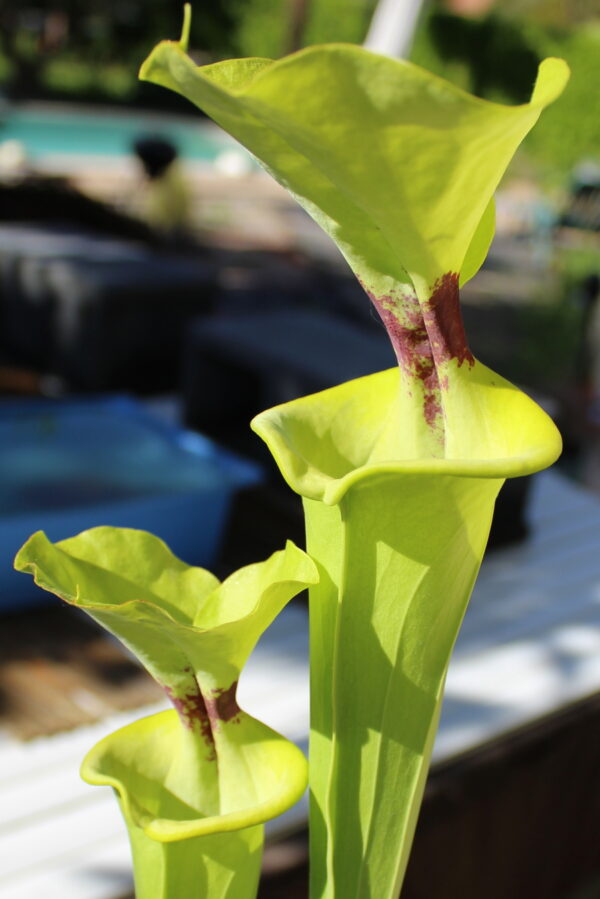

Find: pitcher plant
139;10;568;897
15;528;317;899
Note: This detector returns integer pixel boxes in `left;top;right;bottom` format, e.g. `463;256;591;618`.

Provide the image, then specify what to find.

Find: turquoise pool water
0;105;231;161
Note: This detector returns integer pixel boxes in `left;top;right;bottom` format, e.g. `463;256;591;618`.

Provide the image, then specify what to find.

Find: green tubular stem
251;365;562;899
304;474;501;898
125;814;263;899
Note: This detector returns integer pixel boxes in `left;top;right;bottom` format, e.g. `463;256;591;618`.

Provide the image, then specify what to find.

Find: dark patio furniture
0;224;216;391
0;224;150;369
182;307;395;436
45;253;214;391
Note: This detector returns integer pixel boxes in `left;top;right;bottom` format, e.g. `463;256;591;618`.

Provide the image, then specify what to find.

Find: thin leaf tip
180;3;192;52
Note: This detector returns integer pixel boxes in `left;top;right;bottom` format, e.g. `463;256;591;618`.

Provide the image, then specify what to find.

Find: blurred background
0;1;599;898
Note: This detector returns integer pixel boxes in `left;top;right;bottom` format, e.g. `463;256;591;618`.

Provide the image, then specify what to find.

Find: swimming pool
0;104;236;162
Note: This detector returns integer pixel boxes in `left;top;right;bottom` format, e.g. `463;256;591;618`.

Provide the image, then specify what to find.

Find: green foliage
0;0;243;102
411;10;541;103
232;0;376;59
302;0;375;47
234;0;289;59
0;0;376;101
522;23;600;174
43;56;136;99
412;11;600;176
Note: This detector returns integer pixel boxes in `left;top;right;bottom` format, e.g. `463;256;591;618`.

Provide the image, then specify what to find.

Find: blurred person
443;0;495;15
133;135;192;241
39;10;69;54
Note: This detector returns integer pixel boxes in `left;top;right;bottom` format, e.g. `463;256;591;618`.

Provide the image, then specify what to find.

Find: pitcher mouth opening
251;367;562;506
81;709;308;843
